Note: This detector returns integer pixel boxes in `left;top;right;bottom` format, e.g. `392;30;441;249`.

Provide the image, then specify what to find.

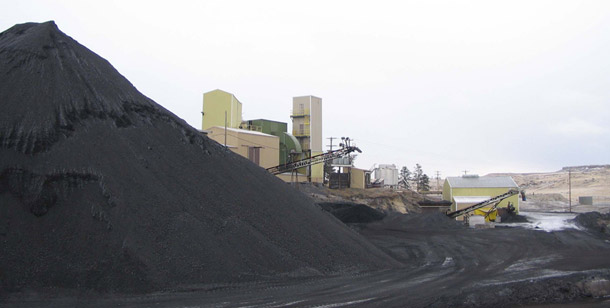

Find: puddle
500;211;582;232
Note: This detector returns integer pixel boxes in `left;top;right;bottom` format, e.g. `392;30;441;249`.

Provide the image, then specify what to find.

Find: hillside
298;184;424;214
488;165;610;204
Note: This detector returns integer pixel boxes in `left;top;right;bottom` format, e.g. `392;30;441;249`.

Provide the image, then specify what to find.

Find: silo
375;164;398;186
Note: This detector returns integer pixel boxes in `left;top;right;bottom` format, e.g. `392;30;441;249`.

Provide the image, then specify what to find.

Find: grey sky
3;0;609;177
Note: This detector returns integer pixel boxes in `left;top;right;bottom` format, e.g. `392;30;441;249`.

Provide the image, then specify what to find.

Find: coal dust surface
9;211;610;307
0;21;398;294
317;201;386;224
573;212;610;237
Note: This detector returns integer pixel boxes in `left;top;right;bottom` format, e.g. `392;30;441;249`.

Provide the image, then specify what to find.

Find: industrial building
206;126;279;169
372;164;399;188
201;90;329;183
348;167;370;189
443;175;520;220
201;89;312;177
291;96;324;183
202;90;280;169
241;119;302;165
328;167;369;190
202;89;243;130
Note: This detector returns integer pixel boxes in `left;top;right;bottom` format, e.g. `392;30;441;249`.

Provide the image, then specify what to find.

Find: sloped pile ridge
0;21;399;293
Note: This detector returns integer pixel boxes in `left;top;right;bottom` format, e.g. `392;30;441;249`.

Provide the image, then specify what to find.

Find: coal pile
317;202;386;224
366;211;467;231
0;21;399;294
572;212;610;236
501;213;529;223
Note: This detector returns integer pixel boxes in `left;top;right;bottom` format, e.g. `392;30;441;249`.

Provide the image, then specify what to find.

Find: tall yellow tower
202;89;243;130
291;96;323;183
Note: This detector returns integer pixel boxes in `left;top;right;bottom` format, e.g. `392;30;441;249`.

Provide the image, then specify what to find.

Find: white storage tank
374;164;398;187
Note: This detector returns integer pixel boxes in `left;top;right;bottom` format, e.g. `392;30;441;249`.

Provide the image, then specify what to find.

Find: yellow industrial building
291;96;324;183
202;89;279;169
206;126;279;169
348;167;369;189
202;89;243;130
202;90;330;183
443;175;519;220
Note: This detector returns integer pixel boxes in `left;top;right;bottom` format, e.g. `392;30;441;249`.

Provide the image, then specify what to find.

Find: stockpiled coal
0;21;399;294
572;212;610;236
317;202;386;224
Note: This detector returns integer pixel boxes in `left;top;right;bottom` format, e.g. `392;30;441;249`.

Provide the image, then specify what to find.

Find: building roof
204;88;232;96
210;126;277;138
293;95;322;100
446;175;518;188
453;196;491;204
247;119;287;125
203;89;241;103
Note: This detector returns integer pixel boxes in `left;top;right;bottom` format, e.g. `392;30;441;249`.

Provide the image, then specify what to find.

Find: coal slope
573;212;610;237
317;202;386;224
0;21;399;294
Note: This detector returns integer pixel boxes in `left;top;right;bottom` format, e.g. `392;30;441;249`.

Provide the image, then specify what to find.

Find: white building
373;164;399;187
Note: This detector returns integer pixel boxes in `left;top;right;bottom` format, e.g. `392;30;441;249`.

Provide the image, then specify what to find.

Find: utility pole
327;137;337;152
224;111;227;148
436;171;441;191
568;168;572;213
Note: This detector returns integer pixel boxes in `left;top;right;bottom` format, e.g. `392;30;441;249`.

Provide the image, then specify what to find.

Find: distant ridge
561;165;610;171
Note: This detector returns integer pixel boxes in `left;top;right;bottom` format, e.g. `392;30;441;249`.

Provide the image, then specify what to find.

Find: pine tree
399;166;411;189
413;163;423;191
419;174;431;191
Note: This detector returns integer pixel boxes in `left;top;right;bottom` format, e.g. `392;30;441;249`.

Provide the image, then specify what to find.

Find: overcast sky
3;1;609;177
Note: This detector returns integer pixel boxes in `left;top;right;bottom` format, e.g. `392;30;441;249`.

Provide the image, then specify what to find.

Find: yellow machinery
446;189;519;221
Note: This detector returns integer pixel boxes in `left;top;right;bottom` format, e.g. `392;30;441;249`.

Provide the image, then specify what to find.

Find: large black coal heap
0;21;398;293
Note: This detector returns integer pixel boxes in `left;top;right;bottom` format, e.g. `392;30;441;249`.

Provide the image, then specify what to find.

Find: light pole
568;168;572;213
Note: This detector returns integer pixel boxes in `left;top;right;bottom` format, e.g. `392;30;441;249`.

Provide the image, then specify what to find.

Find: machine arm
446;189;519;219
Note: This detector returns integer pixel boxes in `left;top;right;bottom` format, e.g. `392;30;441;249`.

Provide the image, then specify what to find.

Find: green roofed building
241;119;302;165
